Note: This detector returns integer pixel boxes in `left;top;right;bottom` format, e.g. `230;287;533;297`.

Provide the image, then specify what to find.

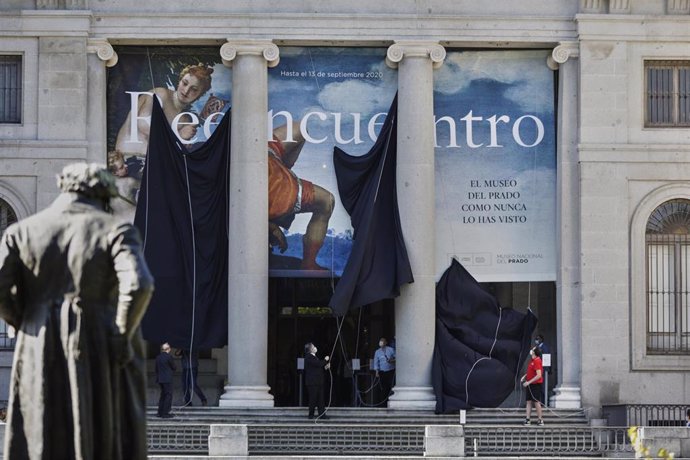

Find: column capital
220;40;280;69
386;41;446;70
87;38;118;67
547;41;580;70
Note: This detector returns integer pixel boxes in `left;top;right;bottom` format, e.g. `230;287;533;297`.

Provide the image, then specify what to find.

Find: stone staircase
145;358;224;406
145;407;627;457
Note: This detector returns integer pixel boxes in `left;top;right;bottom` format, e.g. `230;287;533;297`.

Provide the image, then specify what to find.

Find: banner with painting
106;46;397;277
434;50;556;282
106;47;556;281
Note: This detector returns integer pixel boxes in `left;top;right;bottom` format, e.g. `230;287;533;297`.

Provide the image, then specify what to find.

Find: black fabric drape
134;98;230;349
329;94;413;316
432;259;537;413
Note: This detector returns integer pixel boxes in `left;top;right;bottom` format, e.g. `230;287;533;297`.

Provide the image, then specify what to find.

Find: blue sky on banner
267;47;397;237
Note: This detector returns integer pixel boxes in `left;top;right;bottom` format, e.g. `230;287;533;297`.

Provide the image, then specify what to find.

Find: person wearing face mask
521;347;544;426
534;334;550;354
372;337;396;406
303;342;330;419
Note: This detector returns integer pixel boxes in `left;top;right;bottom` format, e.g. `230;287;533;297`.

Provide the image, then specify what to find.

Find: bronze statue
0;163;154;459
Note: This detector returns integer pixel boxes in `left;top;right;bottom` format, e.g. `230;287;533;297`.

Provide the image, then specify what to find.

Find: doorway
267;277;395;407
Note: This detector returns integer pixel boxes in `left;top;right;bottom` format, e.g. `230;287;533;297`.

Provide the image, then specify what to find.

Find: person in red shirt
521;346;544;426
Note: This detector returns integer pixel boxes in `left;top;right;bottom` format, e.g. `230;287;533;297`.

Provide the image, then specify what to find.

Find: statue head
56;163;119;202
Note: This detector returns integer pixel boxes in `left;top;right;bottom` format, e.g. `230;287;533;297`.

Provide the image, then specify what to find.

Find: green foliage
628;426;675;459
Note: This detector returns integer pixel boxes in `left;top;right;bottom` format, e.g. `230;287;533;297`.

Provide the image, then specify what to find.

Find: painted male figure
0;163;154;459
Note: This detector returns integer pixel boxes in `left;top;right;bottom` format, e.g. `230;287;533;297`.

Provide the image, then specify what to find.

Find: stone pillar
424;425;464;458
608;0;631;13
86;39;118;165
218;40;279;408
667;0;690;14
548;42;582;409
385;41;445;410
208;425;248;456
580;0;605;13
37;37;87;141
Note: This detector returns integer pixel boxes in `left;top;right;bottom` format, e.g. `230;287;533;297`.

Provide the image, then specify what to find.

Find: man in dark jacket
155;342;176;418
0;163;154;459
303;342;330;419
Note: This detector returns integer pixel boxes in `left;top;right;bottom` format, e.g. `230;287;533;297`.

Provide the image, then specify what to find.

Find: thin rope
307;49;321;92
314;315;346;423
146;47;155;89
372;115;395;204
464;306;503;406
142;145;150;250
180;155;198;408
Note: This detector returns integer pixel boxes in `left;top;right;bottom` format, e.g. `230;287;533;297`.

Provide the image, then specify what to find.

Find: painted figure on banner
0;163;154;459
108;63;226;220
113;63;215;176
268;121;335;271
105;46;400;276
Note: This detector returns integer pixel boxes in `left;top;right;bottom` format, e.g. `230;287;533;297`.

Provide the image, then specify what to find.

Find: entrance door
268;277;395;407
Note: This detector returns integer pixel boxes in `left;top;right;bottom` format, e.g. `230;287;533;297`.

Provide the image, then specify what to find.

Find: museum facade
0;0;689;414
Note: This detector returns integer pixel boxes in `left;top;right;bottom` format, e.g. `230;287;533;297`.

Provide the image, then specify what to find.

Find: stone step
146;422;610;457
144;406;589;426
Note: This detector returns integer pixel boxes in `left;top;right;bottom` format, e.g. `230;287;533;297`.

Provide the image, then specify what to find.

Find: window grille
0;198;17;237
646;199;690;354
0;198;17;349
0;55;22;124
645;60;690;127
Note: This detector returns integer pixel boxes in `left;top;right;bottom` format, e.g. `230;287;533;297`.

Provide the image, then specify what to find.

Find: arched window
646;199;690;354
0;197;18;237
0;198;17;349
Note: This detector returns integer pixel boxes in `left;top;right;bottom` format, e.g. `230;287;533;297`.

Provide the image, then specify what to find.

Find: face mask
379;341;385;347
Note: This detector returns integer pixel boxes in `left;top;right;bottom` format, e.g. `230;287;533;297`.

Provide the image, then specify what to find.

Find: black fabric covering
432;259;537;413
329;94;413;316
134;98;230;349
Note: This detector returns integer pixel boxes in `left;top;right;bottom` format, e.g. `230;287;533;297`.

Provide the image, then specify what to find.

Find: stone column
667;0;690;14
580;0;605;13
37;37;87;141
218;40;279;408
86;39;118;165
385;41;445;410
548;42;582;409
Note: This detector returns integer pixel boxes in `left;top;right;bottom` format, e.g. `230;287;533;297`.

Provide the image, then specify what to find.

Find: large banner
106;46;397;278
434;50;556;282
107;47;555;282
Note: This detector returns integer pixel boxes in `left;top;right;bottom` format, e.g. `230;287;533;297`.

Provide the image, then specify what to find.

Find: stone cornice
0;10;91;37
0;11;580;46
577;14;690;41
84;13;576;45
579;143;690;163
220;40;280;68
0;139;88;160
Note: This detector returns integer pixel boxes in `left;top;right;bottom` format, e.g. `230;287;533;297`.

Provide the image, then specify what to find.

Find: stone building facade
0;0;689;414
